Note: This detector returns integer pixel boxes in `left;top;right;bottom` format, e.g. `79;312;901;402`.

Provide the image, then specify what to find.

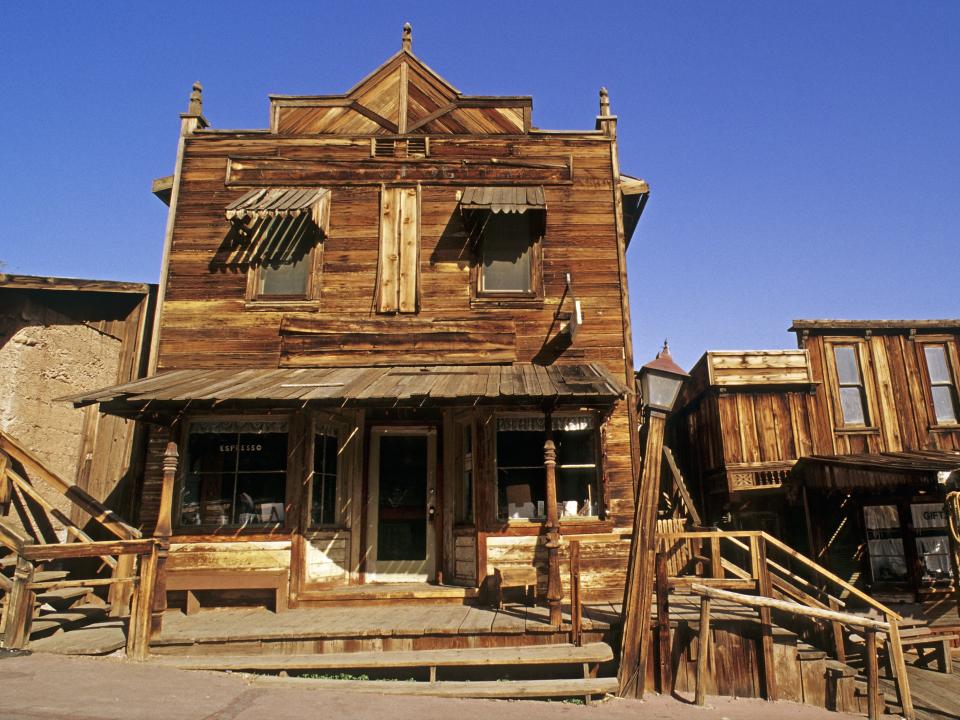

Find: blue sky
1;2;957;369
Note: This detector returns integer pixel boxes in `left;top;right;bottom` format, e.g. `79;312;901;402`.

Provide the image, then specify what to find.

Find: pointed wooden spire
402;22;412;52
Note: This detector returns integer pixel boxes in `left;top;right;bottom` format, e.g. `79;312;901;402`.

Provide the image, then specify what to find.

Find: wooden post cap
187;81;203;116
599;87;610;116
402;23;412;52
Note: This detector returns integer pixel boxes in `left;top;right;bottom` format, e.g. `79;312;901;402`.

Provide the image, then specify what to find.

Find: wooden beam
569;539;582;647
754;536;777;701
0;431;140;540
662;446;700;525
618;410;667;697
695;595;711;706
865;629;880;720
689;584;890;630
20;538;157;562
655;550;672;694
2;555;35;649
127;541;158;661
885;617;915;720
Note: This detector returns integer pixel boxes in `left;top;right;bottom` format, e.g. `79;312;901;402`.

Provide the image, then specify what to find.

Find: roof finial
659;339;671;358
599;87;610;116
402;22;412;52
187;81;203;115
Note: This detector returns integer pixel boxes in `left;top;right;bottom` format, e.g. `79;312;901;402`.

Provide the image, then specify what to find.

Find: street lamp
619;341;689;698
639;341;688;413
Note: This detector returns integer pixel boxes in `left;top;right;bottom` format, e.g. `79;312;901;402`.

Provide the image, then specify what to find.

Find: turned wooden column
151;439;178;634
543;410;563;627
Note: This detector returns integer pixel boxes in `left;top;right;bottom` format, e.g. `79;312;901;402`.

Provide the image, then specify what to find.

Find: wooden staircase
0;429;157;656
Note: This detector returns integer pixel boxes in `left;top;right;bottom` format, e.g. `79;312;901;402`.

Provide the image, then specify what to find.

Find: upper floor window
833;345;869;426
460;186;545;304
923;344;959;424
223;187;331;305
479;212;538;295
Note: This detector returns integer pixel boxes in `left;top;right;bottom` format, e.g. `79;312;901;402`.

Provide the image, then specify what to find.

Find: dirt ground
1;651;869;720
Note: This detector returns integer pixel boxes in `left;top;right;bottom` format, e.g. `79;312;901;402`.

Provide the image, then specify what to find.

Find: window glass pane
839;386;866;425
311;434;338;526
931;385;958;423
916;536;954;580
834;346;861;385
911;503;948;529
924;346;951;383
497;429;545;468
260;253;310;296
499;467;546;519
179;426;288;529
557;468;598;517
556;428;596;467
481;213;532;292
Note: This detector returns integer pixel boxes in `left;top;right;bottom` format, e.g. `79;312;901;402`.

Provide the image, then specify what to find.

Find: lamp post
619;342;689;698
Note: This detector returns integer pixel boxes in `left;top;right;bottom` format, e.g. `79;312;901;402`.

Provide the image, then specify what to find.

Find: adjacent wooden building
673;320;960;600
68;27;649;620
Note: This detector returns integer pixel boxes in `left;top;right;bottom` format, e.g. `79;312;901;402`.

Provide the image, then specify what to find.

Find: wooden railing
656;530;914;719
0;430;142;616
691;584;913;720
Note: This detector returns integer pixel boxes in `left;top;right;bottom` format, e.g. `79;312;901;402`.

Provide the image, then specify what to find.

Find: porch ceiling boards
62;363;627;416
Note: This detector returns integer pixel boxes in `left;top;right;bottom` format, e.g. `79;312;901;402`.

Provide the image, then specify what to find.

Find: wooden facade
71;28;647;618
673;322;960;599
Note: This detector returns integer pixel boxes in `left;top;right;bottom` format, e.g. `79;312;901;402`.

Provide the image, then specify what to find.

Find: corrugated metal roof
459;186;545;214
62;363;627;415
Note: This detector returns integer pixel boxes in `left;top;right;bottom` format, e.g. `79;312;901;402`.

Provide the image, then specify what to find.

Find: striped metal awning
62;363;628;417
225;187;331;225
222;188;331;264
459;186;545;214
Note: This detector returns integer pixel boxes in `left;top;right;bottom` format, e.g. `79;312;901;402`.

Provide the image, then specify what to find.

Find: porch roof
62;363;628;416
792;450;960;492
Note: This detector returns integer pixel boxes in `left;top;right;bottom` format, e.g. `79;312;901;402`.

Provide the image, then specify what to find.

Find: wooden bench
891;629;959;674
166;569;289;615
490;566;538;609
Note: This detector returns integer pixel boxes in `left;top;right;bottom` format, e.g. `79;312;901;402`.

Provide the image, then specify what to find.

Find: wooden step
36;586;93;607
148;641;614;672
30;606;108;637
32;570;70;583
253;675;619;698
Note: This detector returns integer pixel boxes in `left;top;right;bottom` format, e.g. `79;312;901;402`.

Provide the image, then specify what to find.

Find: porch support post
619;407;667;698
151;439;178;634
543;409;563;628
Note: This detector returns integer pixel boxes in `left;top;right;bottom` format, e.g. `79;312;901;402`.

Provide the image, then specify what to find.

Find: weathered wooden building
68;26;647;634
0;274;155;526
673;320;960;601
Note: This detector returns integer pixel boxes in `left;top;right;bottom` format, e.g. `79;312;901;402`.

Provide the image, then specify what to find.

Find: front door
365;427;436;582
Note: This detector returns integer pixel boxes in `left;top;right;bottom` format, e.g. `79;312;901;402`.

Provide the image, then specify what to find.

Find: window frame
309;422;345;530
824;340;876;431
469;210;544;307
454;418;475;526
245;240;323;306
917;339;960;428
492;411;603;524
174;414;294;535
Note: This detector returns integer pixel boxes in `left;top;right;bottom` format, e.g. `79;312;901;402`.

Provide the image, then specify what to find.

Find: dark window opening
495;416;598;520
179;421;288;529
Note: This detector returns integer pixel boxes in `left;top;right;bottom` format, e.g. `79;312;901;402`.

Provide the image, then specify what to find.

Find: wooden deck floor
155;602;616;646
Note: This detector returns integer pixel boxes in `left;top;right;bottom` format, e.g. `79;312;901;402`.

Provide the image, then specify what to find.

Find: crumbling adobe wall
0;294;121;538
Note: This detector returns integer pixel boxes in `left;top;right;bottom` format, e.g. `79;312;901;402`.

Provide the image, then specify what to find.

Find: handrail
759;531;899;620
20;538;158;562
658;529;900;620
690;583;889;630
0;430;140;541
0;518;28;555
